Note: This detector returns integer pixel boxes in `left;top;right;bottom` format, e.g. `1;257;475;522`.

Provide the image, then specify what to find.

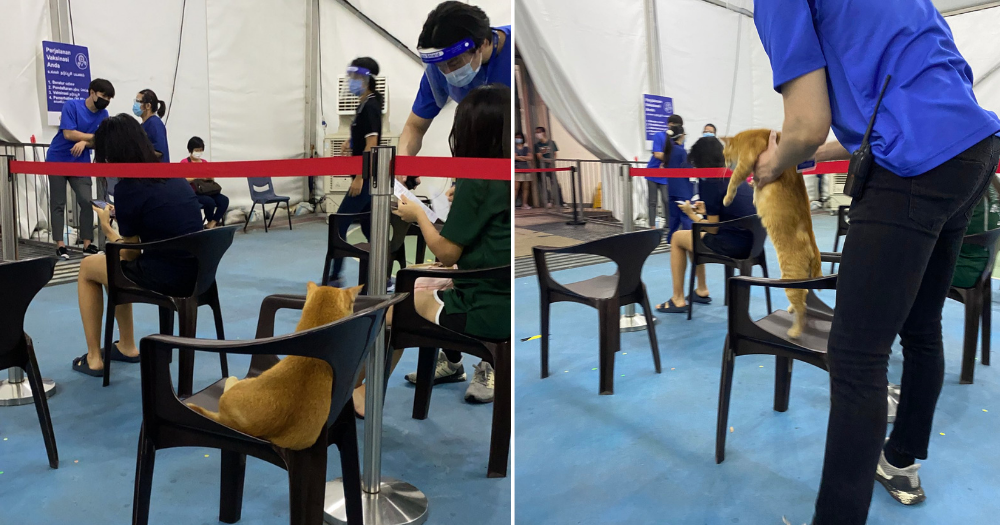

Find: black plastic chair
392;265;511;478
131;293;401;525
830;205;850;273
0;257;59;469
104;226;237;396
716;262;841;464
244;177;292;233
533;229;663;395
321;212;410;291
947;227;1000;384
689;215;772;320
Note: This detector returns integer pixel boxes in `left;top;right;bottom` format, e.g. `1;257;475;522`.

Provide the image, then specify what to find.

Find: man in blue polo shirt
398;1;511;157
46;78;115;259
752;2;1000;523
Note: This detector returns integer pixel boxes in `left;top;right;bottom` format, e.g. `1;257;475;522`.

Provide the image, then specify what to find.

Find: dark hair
187;136;205;153
704;123;717;133
89;78;115;98
350;57;384;111
418;1;491;50
535;126;546;133
662;125;684;166
450;84;509;159
93;114;163;182
515;131;525;139
138;89;166;118
668;114;683;126
688;136;726;169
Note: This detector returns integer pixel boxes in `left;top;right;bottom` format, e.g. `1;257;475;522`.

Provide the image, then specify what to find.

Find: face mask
132;101;143;117
443;50;482;87
94;96;110;110
348;78;365;96
536;133;544;141
191;151;203;160
515;138;523;144
703;132;716;137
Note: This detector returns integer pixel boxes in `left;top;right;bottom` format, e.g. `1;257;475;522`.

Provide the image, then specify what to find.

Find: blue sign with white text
643;94;674;141
43;41;92;125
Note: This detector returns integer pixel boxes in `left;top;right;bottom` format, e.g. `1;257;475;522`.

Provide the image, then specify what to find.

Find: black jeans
814;135;1000;525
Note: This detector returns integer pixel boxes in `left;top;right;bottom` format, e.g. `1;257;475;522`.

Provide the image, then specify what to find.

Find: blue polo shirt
646;136;693;197
46;99;109;163
141;115;170;163
412;25;512;119
754;0;1000;177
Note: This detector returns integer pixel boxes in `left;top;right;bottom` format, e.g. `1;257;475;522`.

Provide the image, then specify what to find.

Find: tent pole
644;0;664;96
333;0;422;65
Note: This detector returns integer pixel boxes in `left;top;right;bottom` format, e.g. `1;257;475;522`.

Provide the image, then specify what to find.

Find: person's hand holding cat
752;130;781;188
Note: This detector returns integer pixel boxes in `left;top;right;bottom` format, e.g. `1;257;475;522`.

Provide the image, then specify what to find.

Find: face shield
343;66;372;100
419;37;486;108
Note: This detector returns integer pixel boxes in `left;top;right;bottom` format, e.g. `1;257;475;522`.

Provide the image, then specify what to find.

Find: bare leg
77;256;107;370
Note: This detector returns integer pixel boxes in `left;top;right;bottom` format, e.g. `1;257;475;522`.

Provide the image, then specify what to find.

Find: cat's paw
787;325;803;339
722;195;734;207
787;304;796;314
223;376;239;392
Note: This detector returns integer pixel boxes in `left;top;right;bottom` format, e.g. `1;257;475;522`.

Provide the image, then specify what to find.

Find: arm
414;210;463;266
814;140;851;162
62;129;95;144
95;206;141;260
398;112;432;156
363;134;379;152
756;69;832;185
653;152;665;161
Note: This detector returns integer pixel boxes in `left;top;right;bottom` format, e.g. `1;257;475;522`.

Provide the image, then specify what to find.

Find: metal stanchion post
566;166;585;225
324;146;429;525
0;155;57;406
619;164;655;333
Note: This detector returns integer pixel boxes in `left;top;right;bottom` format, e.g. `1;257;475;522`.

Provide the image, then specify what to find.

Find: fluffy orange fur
187;282;364;450
721;129;822;338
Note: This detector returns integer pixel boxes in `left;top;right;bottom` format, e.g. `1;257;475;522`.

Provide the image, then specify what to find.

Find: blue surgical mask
348;78;365;96
132;101;143;117
515;138;523;144
703;132;716;137
444;52;482;87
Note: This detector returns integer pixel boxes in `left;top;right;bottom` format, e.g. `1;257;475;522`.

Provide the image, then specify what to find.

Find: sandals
105;341;140;363
655;299;689;314
72;354;103;377
688;294;712;304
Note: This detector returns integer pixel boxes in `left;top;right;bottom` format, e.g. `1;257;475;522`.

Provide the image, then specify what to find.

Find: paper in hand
394;179;438;224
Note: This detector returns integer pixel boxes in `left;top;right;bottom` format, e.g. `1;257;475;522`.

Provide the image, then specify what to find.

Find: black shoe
875;441;926;505
56;246;70;259
82;244;101;255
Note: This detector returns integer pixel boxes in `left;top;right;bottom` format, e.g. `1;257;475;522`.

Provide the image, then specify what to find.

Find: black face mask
93;96;110;110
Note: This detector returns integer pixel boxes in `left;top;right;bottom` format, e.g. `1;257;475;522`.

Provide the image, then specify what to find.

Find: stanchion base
620;314;656;333
0;377;57;407
566;220;586;226
324;477;429;525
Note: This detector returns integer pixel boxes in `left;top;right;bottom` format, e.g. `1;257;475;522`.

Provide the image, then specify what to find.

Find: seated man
952;185;999;288
657;136;757;313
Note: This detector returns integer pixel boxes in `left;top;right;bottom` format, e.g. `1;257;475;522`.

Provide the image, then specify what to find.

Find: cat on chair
721;129;822;338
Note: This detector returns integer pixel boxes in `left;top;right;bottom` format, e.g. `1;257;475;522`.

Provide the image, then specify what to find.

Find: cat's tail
186;403;223;423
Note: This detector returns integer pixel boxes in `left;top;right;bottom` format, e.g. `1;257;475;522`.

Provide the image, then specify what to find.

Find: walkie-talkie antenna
863;75;891;145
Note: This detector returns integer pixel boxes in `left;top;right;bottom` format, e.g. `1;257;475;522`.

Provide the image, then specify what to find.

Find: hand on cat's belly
752;130;781;188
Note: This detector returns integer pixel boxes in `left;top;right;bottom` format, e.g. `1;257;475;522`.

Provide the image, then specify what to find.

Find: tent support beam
333;0;422;65
305;0;318;162
943;2;1000;16
698;0;753;18
644;0;664;95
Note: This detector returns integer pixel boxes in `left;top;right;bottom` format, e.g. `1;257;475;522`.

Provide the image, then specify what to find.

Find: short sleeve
552;141;559;153
440;179;489;247
362;101;382;138
652;132;665;155
114;183;141;237
411;73;442;120
59;101;79;131
701;181;723;217
753;0;827;93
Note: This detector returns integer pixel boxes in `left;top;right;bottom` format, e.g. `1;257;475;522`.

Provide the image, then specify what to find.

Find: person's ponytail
139;89;167;119
156;100;166;118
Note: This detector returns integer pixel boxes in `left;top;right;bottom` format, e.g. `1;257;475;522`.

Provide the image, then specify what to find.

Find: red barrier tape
631;167;732;178
9;155;511;181
513;167;574;173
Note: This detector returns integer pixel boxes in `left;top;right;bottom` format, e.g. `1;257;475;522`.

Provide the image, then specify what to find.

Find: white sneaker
464;361;495;403
875;439;926;505
405;351;466;385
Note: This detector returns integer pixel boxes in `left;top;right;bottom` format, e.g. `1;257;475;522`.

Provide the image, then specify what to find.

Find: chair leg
760;256;773;314
209;290;229;377
716;337;735;464
286;201;293;230
411;348;437;420
243;202;256;233
540;294;551;379
597;299;619;395
158;307;174;336
724;266;734;307
358;259;369;294
321;254;332;286
219;450;247;523
488;343;511;478
102;299;117;387
415;235;426;265
687;258;697;320
131;424;157;525
982;283;991;366
639;289;662;373
286;429;329;525
960;288;981;384
332;409;363;525
177;301;199;397
773;356;793;412
25;341;58;469
830;235;840;274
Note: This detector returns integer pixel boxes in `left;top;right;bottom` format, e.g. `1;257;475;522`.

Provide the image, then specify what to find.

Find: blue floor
514;214;1000;525
0;221;509;525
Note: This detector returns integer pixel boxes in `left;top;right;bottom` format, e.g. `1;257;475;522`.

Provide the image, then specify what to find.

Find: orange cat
721;129;822;338
187;282;364;450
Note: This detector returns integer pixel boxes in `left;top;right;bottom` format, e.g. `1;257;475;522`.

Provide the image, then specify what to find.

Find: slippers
104;341;140;363
688;294;712;304
655;299;689;313
72;354;104;377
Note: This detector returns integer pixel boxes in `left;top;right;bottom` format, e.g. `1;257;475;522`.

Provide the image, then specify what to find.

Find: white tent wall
0;1;51;142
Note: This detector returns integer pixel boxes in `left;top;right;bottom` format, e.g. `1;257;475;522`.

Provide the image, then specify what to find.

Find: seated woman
182;136;229;229
656;136;757;313
351;83;511;416
72;114;206;376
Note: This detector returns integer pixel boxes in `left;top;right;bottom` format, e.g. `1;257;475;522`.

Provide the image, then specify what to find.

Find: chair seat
756;310;830;354
562;275;619;300
253;196;290;204
182;377;229;410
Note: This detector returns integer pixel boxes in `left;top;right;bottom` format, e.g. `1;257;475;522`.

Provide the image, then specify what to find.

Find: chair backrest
0;258;56;354
247;177;276;199
746;215;769;259
535;229;663;296
328;212;411;254
837;206;850;236
110;226;238;299
962;226;1000;287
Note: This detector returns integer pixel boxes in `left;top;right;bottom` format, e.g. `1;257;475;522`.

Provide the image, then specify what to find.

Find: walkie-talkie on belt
844;75;891;199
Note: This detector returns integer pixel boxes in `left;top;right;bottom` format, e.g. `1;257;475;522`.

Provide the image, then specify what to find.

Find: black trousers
813;135;1000;524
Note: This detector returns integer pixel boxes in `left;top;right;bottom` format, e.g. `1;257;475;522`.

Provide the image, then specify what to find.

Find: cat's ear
306;281;318;293
347;285;364;299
